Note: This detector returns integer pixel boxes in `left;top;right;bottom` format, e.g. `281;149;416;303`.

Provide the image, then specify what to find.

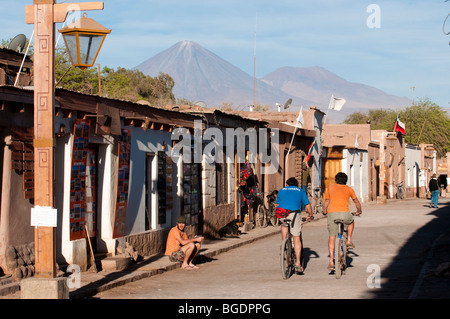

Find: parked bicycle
396;182;405;199
313;187;324;215
266;190;279;226
255;190;279;228
280;215;311;280
255;191;268;228
333;212;357;279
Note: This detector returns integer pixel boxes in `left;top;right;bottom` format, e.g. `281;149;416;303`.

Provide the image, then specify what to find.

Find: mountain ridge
134;41;412;122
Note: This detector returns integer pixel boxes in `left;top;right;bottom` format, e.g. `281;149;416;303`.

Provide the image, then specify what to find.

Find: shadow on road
368;199;450;299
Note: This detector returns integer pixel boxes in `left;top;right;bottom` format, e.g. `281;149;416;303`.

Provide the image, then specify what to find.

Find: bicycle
312;187;324;215
255;190;279;228
396;182;405;199
255;201;268;228
255;191;268;228
266;190;279;226
280;215;311;280
333;212;357;279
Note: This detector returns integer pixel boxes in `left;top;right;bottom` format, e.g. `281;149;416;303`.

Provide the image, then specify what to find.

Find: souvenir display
69;119;96;240
182;163;201;223
113;129;131;238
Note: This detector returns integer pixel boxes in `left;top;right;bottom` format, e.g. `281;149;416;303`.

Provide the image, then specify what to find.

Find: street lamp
23;0;106;299
386;135;397;149
425;146;435;158
58;14;111;69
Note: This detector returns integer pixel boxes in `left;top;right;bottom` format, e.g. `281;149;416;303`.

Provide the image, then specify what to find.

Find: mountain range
134;41;412;123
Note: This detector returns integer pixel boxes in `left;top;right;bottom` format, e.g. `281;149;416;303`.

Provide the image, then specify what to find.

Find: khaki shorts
280;213;302;237
169;248;185;262
327;211;354;237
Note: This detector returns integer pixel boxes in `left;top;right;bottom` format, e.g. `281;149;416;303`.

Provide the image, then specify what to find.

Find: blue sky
1;1;450;108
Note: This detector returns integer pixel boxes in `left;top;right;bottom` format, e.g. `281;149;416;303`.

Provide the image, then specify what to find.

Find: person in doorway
438;174;447;198
429;173;439;208
276;177;313;274
165;215;204;270
323;172;362;271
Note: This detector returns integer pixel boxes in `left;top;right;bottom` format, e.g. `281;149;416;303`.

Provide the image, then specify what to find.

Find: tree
55;46;99;94
53;46;175;106
343;99;450;158
344;108;397;130
401;98;450;158
3;38;177;106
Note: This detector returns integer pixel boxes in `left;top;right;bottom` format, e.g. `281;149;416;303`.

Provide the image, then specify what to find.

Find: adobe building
322;124;371;203
231;106;322;205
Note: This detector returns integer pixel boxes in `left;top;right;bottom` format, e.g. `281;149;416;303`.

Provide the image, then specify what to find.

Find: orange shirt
165;226;188;255
324;184;357;213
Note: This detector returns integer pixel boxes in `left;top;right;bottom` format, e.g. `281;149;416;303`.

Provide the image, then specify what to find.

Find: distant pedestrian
429;174;439;208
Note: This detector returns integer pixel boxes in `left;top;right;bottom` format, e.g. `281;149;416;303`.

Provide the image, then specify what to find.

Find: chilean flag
305;140;316;162
393;115;406;135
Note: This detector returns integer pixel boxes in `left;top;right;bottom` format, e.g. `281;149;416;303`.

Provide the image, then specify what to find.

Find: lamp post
59;13;111;69
386;135;397;150
424;146;435;159
385;134;397;198
22;0;107;298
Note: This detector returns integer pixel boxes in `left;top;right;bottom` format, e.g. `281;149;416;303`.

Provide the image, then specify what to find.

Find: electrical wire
443;13;450;35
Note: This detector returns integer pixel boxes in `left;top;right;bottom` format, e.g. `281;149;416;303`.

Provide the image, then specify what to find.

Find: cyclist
323;172;362;270
276;177;313;273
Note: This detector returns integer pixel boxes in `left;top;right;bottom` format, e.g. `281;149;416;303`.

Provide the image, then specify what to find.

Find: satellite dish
283;98;292;110
8;34;27;53
194;101;207;108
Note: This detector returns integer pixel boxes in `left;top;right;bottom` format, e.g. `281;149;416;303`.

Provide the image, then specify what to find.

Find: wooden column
25;0;104;279
32;0;57;279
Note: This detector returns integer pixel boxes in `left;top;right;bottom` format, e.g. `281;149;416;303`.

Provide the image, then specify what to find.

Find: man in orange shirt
165;215;204;270
324;172;362;270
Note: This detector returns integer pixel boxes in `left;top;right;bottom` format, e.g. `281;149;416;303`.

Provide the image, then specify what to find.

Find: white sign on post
30;206;57;227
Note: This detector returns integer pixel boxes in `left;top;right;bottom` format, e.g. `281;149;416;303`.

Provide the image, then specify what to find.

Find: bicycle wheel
317;199;324;215
280;236;293;280
269;206;278;226
334;235;344;279
299;232;304;269
255;204;267;228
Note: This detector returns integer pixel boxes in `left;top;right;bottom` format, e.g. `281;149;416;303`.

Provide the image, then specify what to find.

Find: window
350;164;354;186
216;161;228;205
145;153;155;230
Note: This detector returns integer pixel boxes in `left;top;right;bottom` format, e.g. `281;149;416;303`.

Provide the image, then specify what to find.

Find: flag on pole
328;94;346;111
295;106;304;128
305;140;316;162
393;115;406;135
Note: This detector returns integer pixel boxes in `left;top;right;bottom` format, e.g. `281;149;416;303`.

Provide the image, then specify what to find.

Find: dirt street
91;197;450;300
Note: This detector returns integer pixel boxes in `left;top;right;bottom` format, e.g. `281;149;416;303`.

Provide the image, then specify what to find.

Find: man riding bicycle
276;177;313;274
323;172;362;270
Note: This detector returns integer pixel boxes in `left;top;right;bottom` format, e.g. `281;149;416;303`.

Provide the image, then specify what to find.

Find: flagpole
285;107;303;174
324;94;334;124
393;113;399;132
